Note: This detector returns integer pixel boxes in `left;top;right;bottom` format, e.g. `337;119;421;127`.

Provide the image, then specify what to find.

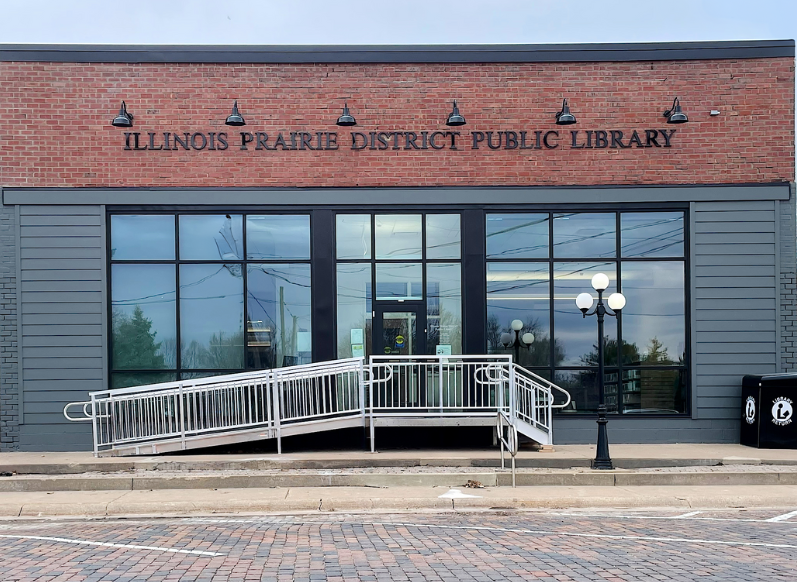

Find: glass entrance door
373;304;426;356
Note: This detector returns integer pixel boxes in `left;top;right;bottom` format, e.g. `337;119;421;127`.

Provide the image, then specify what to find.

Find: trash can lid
743;373;797;388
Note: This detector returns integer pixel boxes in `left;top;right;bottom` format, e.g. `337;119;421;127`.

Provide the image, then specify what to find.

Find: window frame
485;207;690;417
107;210;313;386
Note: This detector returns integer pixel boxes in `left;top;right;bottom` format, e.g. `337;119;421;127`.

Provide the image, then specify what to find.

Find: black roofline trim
0;40;794;64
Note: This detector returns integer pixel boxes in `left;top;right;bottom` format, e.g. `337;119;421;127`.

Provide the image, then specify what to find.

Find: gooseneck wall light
575;273;626;470
336;103;357;126
555;98;577;125
446;100;466;126
663;97;688;124
500;319;535;365
225;101;246;126
111;101;133;127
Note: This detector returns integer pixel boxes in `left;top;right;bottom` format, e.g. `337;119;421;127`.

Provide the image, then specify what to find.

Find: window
486;211;687;414
335;213;463;357
109;213;311;388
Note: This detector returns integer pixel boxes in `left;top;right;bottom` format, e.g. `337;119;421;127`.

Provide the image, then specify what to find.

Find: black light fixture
225;101;246;126
555;98;577;125
111;101;133;127
446;100;466;126
336;102;356;126
663;97;688;124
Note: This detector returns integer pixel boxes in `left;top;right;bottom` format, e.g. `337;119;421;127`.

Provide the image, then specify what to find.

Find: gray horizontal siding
19;205;104;451
691;200;778;427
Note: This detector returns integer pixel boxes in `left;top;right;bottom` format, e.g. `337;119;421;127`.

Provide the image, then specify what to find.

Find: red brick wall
0;58;793;188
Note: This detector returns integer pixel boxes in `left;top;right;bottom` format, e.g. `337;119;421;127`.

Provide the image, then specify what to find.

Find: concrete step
3;466;797;492
4;455;795;476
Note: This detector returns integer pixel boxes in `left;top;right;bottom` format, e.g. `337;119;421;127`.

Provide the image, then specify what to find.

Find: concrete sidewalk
2;484;797;518
2;444;796;474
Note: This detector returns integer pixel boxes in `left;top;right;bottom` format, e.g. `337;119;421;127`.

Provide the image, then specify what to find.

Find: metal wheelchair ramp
64;355;570;457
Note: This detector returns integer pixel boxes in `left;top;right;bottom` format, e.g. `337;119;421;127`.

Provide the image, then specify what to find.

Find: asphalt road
1;508;796;581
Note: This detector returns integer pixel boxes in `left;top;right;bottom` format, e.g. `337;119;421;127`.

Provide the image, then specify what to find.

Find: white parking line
674;511;703;518
0;535;223;556
544;511;787;524
765;510;797;523
373;522;797;550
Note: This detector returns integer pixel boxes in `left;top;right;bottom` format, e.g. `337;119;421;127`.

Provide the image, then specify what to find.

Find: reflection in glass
111;215;175;260
553;263;617;366
426;215;461;260
375;215;422;259
247;264;312;369
336;215;371;259
111;264;176;370
486;263;551;366
181;371;231;380
620;262;685;366
179;264;244;369
554;369;604;414
247;215;311;260
627;368;687;414
621;212;684;258
336;264;372;359
553;213;616;258
486;214;549;259
426;263;462;355
179;215;243;260
112;372;176;389
375;263;423;300
382;312;417;356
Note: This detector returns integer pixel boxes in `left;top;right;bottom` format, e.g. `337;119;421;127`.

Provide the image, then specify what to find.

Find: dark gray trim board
0;40;793;64
3;184;791;207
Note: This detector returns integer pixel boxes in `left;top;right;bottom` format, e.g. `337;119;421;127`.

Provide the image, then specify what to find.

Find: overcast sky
1;0;795;45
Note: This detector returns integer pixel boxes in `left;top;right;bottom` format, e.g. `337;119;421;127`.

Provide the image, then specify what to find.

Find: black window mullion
174;214;182;374
616;211;622;402
548;212;555;377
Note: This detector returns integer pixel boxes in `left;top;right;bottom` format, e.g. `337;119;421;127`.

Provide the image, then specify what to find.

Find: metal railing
65;358;365;456
64;355;570;457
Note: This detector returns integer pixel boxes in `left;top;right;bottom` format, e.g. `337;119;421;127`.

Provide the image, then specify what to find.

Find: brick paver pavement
0;509;795;581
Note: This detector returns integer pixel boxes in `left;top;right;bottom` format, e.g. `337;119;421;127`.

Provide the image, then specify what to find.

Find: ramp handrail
64;354;570;457
497;411;518;488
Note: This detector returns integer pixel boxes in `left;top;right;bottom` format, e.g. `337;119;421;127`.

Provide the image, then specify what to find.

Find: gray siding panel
694;210;775;222
22;313;104;325
22;270;102;281
19;205;104;451
20;215;102;226
691;199;778;427
21;248;103;260
22;302;102;314
23;336;103;347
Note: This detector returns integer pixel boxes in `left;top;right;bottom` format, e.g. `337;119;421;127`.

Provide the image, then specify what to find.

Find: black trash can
741;374;797;448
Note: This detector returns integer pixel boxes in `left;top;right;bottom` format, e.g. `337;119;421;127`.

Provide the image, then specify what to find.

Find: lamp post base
592;404;613;470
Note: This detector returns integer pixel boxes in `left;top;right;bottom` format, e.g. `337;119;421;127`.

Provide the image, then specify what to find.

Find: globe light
575;292;594;313
522;332;535;345
591;273;610;292
607;292;626;311
511;319;524;332
500;332;513;347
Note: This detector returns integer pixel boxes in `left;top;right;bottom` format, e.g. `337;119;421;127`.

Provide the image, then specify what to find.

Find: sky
0;0;795;46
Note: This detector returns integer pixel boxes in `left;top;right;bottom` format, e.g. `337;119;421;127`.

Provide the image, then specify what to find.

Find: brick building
0;40;794;451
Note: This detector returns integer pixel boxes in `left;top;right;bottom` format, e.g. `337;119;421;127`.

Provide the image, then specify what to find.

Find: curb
3;470;797;492
3;484;797;518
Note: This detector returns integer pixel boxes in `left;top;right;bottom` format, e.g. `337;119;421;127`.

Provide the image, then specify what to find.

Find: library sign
122;128;678;152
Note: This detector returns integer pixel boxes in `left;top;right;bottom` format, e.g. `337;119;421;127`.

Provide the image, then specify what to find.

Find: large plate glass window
486;210;687;415
109;212;312;389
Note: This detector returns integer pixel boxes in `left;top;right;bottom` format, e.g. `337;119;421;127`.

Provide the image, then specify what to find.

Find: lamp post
575;273;626;470
500;319;535;364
